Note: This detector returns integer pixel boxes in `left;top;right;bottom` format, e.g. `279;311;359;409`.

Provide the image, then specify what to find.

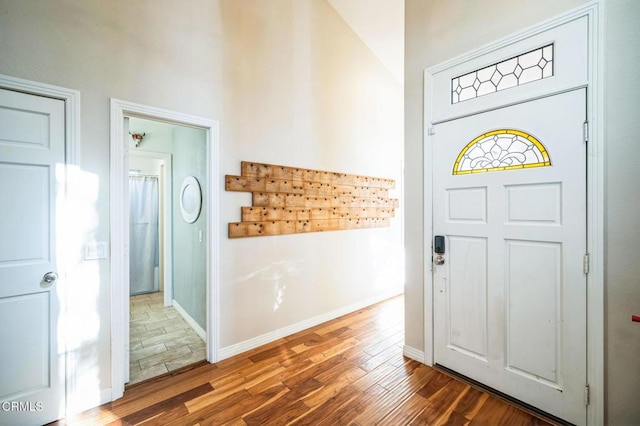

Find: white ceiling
327;0;404;85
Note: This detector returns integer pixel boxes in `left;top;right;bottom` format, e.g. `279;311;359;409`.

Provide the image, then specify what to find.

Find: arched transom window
453;129;551;175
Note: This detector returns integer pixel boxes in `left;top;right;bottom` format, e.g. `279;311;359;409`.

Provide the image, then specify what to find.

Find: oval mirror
180;176;202;223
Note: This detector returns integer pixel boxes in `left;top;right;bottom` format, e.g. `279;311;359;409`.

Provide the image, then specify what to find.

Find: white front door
0;88;65;425
432;89;586;424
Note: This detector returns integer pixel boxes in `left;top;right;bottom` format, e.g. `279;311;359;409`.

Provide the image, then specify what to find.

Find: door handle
43;271;58;284
434;255;445;265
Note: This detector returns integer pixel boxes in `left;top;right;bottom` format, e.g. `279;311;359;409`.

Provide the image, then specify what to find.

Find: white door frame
423;2;604;424
110;99;220;401
0;74;81;415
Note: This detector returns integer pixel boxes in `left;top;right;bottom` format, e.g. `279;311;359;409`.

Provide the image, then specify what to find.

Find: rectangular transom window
452;44;554;104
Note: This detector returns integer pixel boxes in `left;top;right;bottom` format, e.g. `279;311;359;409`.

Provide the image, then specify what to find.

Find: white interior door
432;89;587;424
0;88;65;424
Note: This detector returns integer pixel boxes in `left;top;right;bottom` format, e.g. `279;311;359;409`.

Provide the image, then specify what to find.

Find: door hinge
583;121;589;143
583;253;590;275
584;384;590;405
428;126;436;136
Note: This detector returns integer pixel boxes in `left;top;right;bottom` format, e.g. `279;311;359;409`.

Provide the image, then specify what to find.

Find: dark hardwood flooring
65;296;553;425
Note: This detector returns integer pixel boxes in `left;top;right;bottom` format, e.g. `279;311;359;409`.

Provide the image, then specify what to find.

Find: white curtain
129;175;159;295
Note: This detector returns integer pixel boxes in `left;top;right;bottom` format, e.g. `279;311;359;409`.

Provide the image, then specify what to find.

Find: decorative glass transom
452;44;554;104
453;129;551;175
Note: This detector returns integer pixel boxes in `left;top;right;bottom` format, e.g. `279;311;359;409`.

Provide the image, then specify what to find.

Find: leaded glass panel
451;44;554;104
453;130;551;175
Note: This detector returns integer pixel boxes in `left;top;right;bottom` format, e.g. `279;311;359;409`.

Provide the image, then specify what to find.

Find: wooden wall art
226;162;399;238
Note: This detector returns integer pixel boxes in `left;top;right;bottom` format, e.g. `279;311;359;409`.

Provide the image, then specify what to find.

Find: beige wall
216;0;404;347
2;0;221;407
603;1;640;422
405;0;640;423
0;0;403;411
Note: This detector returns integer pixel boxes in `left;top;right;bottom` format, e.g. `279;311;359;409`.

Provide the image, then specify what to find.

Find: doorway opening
110;99;220;400
126;117;208;384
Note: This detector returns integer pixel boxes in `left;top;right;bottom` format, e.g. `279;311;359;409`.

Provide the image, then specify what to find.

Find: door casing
422;2;604;424
110;99;220;401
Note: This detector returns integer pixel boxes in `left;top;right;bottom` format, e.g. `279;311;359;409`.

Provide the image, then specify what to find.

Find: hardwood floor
66;296;553;425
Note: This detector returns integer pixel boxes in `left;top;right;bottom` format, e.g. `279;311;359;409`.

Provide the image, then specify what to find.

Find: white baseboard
172;299;206;341
219;290;403;360
403;345;425;364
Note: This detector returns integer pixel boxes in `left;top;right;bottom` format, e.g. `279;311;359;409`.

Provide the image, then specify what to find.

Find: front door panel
433;89;586;424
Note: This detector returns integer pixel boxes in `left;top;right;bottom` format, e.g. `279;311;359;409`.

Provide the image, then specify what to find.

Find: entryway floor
129;292;206;385
71;295;555;425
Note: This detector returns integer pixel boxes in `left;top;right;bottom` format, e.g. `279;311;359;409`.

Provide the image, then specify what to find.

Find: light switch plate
85;242;109;260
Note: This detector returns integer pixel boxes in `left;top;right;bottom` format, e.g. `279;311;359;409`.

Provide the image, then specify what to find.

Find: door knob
43;271;58;284
434;255;445;265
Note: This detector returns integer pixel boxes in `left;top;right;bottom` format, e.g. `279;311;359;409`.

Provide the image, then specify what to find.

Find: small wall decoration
180;176;202;223
226;162;399;238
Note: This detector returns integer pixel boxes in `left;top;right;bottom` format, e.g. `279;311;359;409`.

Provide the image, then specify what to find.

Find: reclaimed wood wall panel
226;161;399;238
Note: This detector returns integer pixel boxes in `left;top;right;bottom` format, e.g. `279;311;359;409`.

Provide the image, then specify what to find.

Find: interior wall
172;126;207;330
327;0;405;84
0;0;223;409
129;118;175;155
0;0;404;411
217;0;404;348
405;0;640;423
602;1;640;423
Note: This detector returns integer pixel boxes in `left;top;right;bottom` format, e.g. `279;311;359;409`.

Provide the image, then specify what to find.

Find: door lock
434;235;445;254
434;235;445;265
